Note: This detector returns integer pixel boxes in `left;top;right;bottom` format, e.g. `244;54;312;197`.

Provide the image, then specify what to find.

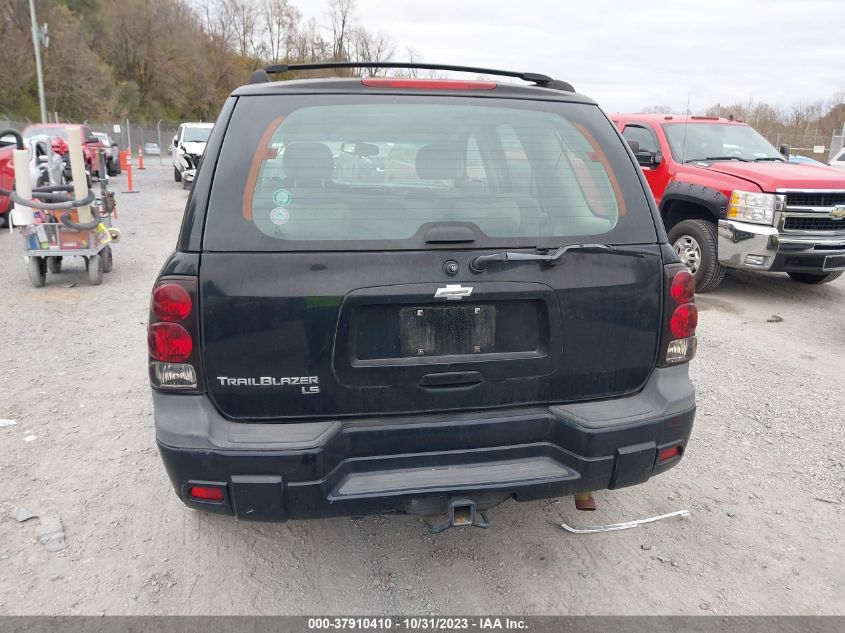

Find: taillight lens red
361;77;497;90
657;446;682;462
670;303;698;338
152;283;192;322
670;270;695;304
148;322;193;362
189;486;224;502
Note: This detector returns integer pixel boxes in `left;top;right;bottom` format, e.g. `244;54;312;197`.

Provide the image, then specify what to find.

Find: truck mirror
779;144;790;158
634;150;660;168
626;139;640;154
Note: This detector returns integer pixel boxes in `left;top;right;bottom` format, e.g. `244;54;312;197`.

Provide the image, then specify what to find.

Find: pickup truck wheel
668;219;725;292
787;271;844;284
174;166;182;182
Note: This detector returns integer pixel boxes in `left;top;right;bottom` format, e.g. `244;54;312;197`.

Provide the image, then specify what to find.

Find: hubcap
673;235;701;274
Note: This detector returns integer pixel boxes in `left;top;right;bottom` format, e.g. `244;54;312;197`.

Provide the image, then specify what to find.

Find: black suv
149;63;697;525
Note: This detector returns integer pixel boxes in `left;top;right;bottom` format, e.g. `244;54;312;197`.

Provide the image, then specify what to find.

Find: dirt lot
0;164;843;615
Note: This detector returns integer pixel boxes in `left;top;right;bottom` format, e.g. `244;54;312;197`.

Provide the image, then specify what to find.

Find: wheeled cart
23;214;115;287
1;127;120;287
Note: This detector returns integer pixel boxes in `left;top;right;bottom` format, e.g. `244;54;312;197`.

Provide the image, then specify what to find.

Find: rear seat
404;143;523;236
252;141;609;241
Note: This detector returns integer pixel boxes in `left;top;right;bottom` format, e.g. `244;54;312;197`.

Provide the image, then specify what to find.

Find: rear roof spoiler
248;61;575;92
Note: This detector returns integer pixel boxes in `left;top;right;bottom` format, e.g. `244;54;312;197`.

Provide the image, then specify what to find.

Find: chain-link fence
768;130;842;162
102;120;180;166
0;116;180;166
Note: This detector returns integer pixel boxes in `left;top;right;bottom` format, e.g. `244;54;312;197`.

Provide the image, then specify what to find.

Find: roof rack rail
248;62;574;92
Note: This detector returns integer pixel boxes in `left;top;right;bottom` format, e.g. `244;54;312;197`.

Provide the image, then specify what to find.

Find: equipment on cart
0;127;120;287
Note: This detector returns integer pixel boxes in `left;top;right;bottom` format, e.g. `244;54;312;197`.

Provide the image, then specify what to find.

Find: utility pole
28;0;48;124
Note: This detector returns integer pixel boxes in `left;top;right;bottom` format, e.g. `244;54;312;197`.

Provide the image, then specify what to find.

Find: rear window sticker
272;188;292;206
269;207;290;226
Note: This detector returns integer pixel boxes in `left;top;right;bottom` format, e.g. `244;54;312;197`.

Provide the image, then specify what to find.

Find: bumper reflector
189;486;224;502
657;446;682;463
665;336;697;364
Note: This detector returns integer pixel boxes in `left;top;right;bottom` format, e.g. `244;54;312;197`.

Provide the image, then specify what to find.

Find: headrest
415;143;466;180
283;142;334;182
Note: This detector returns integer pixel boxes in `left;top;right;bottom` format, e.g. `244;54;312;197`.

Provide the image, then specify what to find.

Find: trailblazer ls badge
216;375;320;395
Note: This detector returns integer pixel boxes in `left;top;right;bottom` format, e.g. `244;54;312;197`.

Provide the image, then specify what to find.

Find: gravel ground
0;164;843;615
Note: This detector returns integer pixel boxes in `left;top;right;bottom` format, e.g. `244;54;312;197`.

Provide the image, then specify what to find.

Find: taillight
361;77;497;90
670;270;695;303
148;276;202;390
670;303;698;338
660;267;698;366
148;323;193;362
152;283;192;322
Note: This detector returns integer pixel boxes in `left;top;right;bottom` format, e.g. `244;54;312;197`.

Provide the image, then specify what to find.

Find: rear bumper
718;219;845;273
154;366;695;521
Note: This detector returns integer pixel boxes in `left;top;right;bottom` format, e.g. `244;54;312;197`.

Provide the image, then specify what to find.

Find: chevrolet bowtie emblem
434;284;473;300
830;206;845;219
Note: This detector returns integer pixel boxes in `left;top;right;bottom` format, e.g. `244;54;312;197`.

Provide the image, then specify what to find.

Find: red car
22;123;105;179
613;114;845;290
0;143;13;225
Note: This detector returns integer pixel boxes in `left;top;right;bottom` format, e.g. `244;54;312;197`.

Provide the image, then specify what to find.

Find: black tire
101;245;113;273
46;256;62;274
28;257;46;287
787;271;844;284
106;158;118;177
0;211;8;229
174;165;182;182
668;219;726;292
87;253;103;285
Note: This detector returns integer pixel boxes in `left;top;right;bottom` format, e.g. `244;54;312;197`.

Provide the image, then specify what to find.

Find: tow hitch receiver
425;498;492;534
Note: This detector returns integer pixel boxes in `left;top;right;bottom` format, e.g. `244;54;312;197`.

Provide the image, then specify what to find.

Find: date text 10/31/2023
307;618;528;631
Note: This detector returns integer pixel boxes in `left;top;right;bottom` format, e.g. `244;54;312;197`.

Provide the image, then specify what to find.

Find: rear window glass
204;95;656;250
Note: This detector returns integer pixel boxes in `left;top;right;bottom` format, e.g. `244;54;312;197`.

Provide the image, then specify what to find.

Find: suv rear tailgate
200;247;662;420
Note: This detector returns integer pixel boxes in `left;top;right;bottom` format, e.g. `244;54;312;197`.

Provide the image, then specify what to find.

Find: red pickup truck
613;114;845;290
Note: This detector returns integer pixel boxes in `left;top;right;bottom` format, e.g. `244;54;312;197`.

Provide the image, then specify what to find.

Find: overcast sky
302;0;844;113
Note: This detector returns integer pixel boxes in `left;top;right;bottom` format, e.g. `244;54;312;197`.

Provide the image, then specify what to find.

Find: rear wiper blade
685;156;750;163
470;244;644;272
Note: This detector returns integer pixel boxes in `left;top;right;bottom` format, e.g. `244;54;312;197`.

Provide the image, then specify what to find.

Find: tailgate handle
420;371;483;387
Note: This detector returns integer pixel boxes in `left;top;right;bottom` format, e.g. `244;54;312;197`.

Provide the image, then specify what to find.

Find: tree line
2;0;843;146
641;95;845;153
0;0;399;122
